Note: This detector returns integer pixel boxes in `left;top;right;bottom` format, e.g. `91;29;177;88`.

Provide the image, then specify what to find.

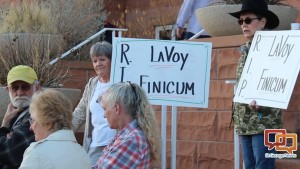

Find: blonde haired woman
19;89;91;169
94;82;161;168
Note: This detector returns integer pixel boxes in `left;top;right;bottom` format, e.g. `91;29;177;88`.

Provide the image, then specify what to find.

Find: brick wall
106;0;300;39
106;0;182;39
62;60;96;91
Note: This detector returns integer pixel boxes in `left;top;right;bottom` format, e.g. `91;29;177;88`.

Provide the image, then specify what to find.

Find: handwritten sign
111;38;212;108
234;30;300;109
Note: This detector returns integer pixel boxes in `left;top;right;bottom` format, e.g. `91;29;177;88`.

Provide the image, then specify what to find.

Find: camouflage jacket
233;41;282;135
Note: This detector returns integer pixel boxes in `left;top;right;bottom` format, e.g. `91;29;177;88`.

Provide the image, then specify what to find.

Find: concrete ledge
189;34;247;49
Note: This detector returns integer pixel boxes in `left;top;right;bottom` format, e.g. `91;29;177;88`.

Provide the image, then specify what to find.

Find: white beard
9;95;31;109
9;87;35;109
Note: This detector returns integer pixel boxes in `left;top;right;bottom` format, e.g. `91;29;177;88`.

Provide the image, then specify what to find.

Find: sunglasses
238;17;261;25
8;84;32;92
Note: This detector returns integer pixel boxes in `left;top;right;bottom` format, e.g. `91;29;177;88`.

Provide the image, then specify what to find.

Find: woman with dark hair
230;0;282;169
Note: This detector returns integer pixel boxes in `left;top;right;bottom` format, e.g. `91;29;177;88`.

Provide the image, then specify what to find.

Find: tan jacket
72;76;98;151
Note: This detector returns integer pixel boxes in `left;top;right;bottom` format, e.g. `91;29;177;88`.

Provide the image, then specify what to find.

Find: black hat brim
229;9;279;29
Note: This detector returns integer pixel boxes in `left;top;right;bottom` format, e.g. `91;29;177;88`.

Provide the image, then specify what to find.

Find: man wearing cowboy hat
0;65;40;169
230;0;282;169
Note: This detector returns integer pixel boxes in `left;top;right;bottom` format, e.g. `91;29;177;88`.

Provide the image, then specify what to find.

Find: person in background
72;41;116;166
175;0;212;40
0;65;39;169
19;89;91;169
102;21;118;44
94;82;161;168
229;0;282;168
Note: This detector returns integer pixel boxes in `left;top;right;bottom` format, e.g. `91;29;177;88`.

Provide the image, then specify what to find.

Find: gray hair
103;82;142;118
100;82;161;162
90;41;112;60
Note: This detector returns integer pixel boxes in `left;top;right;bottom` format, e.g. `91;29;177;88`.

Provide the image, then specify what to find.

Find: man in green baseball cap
0;65;40;169
7;65;38;86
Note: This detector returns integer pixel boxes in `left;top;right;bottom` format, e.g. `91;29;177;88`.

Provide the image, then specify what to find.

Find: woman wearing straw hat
229;0;282;169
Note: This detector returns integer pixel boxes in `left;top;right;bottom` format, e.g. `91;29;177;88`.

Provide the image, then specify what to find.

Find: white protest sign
234;30;300;109
111;38;212;108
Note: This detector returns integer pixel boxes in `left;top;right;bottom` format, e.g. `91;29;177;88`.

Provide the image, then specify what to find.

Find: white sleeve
176;0;196;28
19;145;53;169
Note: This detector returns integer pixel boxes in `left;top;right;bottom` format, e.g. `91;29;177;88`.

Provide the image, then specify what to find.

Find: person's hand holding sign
249;100;260;111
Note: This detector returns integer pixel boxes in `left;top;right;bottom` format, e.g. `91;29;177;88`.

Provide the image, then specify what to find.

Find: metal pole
171;106;177;169
225;80;239;169
188;29;205;40
49;28;127;65
161;105;167;169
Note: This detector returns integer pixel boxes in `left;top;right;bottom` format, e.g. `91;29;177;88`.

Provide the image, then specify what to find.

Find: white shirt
89;81;116;147
176;0;212;35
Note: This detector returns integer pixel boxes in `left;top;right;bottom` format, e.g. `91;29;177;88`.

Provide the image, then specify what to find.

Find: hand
1;103;22;128
176;28;184;39
249;100;260;111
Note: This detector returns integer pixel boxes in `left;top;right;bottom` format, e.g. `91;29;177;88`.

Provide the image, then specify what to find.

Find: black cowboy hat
229;0;279;29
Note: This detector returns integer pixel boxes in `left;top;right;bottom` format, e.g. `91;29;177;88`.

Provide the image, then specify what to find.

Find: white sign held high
111;38;212;108
234;30;300;109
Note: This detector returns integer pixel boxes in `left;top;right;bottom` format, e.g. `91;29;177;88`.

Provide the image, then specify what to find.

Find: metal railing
49;28;127;65
188;29;206;40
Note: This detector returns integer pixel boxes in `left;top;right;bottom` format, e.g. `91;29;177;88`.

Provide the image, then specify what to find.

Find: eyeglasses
8;84;32;92
238;17;261;25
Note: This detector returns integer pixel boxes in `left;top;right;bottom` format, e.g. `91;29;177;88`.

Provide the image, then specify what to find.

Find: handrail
49;28;127;65
188;29;205;40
